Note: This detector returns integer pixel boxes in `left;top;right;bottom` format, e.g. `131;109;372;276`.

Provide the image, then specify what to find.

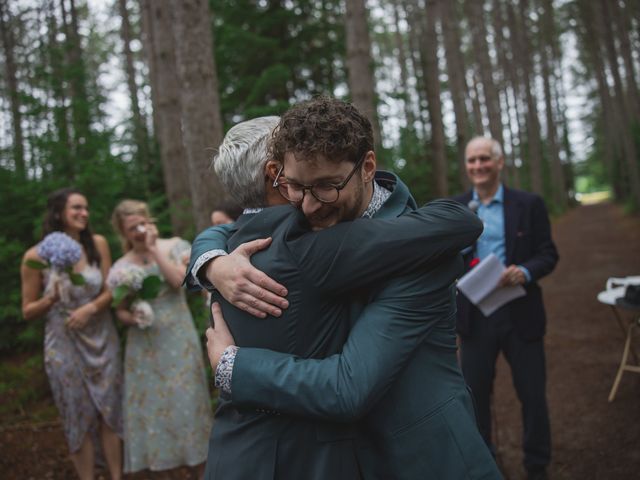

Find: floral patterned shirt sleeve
215;345;239;395
191;250;228;291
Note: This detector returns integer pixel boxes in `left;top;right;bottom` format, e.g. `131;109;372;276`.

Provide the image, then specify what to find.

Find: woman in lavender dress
20;188;123;480
110;200;212;475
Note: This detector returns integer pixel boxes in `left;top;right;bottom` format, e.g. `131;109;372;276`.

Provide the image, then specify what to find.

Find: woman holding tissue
109;200;212;475
20;187;123;480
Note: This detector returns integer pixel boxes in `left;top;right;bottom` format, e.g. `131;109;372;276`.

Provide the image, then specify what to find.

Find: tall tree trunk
544;0;573;184
345;0;382;151
0;0;25;179
540;0;566;208
464;0;504;151
577;2;621;196
509;0;544;194
469;68;485;137
439;0;470;190
62;0;92;161
419;0;448;196
611;0;640;122
499;87;521;188
118;0;151;192
318;0;337;95
141;0;193;236
402;0;430;142
47;0;73;179
509;88;526;189
598;0;640;206
492;0;526;178
490;0;518;185
391;0;416;133
171;0;226;232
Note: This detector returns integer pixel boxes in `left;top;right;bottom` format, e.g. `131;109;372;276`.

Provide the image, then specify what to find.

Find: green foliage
212;0;346;124
111;275;163;307
0;220;34;352
139;275;163;300
0;2;165;353
68;269;86;286
388;127;432;205
111;285;130;308
25;260;86;285
24;260;47;270
0;353;56;424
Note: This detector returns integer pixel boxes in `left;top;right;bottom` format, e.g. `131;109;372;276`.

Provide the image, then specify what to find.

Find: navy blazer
453;186;559;340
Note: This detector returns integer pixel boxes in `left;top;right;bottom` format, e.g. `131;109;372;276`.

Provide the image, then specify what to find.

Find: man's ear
265;160;281;182
362;151;377;182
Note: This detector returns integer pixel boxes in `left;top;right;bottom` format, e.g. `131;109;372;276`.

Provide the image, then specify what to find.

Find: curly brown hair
269;96;373;165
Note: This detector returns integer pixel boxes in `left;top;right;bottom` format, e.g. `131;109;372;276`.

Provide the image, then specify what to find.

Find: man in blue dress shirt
453;136;559;480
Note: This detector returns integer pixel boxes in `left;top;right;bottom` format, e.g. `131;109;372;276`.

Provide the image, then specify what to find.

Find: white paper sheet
457;253;526;316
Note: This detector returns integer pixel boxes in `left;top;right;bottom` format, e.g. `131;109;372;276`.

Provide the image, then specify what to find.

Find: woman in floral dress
110;199;212;475
20;188;123;480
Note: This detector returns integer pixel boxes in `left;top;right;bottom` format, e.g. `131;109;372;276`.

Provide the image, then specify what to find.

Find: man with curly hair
187;97;500;479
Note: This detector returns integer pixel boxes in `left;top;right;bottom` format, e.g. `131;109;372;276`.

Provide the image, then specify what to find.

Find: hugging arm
229;261;461;420
186;200;481;313
290;199;481;294
184;223;235;291
185;222;287;317
219;202;479;420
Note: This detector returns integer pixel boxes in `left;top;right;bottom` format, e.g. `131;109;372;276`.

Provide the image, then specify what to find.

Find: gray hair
213;116;280;208
468;136;504;158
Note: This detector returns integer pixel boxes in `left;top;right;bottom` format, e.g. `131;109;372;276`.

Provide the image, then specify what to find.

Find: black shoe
526;468;548;480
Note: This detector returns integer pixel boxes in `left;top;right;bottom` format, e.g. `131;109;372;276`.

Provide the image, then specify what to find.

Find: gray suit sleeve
231;259;461;420
184;223;235;291
290;199;481;294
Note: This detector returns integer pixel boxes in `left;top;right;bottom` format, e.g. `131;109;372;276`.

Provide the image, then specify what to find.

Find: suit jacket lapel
374;171;417;219
503;186;520;265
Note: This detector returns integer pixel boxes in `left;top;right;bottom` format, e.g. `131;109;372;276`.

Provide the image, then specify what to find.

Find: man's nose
301;193;323;217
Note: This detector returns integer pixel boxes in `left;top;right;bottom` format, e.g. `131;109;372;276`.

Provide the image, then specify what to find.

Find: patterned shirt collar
243;181;390;221
362;181;392;219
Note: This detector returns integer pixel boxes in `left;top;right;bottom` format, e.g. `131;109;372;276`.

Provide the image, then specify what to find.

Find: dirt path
493;202;640;479
1;202;639;479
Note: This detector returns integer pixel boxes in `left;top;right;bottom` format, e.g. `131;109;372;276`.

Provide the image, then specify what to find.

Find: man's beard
307;180;365;231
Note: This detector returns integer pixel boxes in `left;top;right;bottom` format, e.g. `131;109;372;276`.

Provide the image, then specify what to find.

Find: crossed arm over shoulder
196;200;482;420
228;265;460;421
185;200;482;313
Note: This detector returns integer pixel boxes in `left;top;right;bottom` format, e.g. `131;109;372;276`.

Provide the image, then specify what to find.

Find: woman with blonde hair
21;187;123;480
109;199;212;475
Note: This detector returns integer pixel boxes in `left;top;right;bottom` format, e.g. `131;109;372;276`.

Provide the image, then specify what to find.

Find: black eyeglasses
272;153;367;204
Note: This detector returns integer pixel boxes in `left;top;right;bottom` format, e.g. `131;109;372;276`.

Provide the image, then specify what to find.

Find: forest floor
1;201;639;479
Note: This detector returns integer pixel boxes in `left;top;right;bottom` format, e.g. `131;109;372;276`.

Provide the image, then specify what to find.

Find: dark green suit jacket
188;173;498;479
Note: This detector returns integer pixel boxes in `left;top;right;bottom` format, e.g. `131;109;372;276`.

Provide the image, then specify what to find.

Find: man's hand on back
206;302;236;371
207;237;289;318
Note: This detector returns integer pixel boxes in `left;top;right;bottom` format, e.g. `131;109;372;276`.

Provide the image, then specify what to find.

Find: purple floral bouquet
107;264;162;329
25;232;86;304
